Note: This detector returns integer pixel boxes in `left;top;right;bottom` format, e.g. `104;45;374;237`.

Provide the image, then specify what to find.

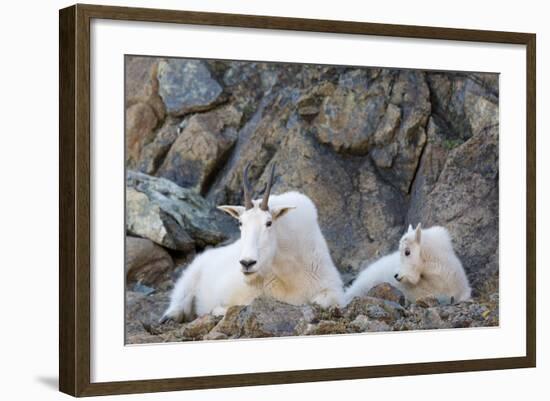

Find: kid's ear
407;224;413;233
217;205;246;220
271;206;296;220
415;223;422;243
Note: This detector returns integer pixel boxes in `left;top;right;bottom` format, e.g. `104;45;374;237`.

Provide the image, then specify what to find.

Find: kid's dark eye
404;249;410;256
266;221;272;227
238;221;242;227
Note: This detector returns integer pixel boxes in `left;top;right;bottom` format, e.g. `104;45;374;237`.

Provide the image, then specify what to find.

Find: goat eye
238;221;242;227
266;221;272;227
404;249;410;256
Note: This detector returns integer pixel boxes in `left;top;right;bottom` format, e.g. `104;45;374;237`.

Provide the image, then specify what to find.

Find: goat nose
240;259;257;269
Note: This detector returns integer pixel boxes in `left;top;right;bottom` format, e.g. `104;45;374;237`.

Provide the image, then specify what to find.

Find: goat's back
272;191;321;239
420;226;456;257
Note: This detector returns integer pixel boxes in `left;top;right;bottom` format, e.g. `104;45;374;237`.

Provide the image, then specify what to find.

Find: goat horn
243;164;254;210
260;164;276;211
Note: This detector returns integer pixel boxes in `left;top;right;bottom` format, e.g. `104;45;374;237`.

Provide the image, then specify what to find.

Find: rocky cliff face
124;56;499;343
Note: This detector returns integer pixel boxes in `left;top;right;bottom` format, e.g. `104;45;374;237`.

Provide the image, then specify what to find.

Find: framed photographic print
59;4;536;397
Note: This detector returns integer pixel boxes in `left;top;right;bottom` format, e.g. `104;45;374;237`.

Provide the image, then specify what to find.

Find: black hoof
159;315;173;324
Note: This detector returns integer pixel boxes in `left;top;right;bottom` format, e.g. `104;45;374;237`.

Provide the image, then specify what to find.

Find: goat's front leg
312;288;344;308
211;305;228;317
160;280;193;323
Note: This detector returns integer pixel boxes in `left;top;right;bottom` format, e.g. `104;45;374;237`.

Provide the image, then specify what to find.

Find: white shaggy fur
344;224;471;304
161;191;344;322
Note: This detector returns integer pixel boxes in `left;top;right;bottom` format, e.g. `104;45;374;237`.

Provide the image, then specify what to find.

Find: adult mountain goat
344;224;471;304
161;164;344;323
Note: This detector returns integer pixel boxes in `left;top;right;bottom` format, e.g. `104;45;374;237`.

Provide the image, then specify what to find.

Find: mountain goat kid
161;164;344;323
344;224;471;304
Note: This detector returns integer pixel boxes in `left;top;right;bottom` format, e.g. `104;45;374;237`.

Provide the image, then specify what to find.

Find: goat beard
243;270;265;287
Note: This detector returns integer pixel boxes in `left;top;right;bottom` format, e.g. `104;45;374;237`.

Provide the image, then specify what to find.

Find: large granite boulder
157;59;223;116
125;236;175;288
125;56;166;167
156;105;242;192
126;171;238;251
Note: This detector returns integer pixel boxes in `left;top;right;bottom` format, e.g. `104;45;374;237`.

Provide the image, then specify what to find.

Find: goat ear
407;224;413;233
217;205;245;220
415;223;422;243
271;206;296;220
